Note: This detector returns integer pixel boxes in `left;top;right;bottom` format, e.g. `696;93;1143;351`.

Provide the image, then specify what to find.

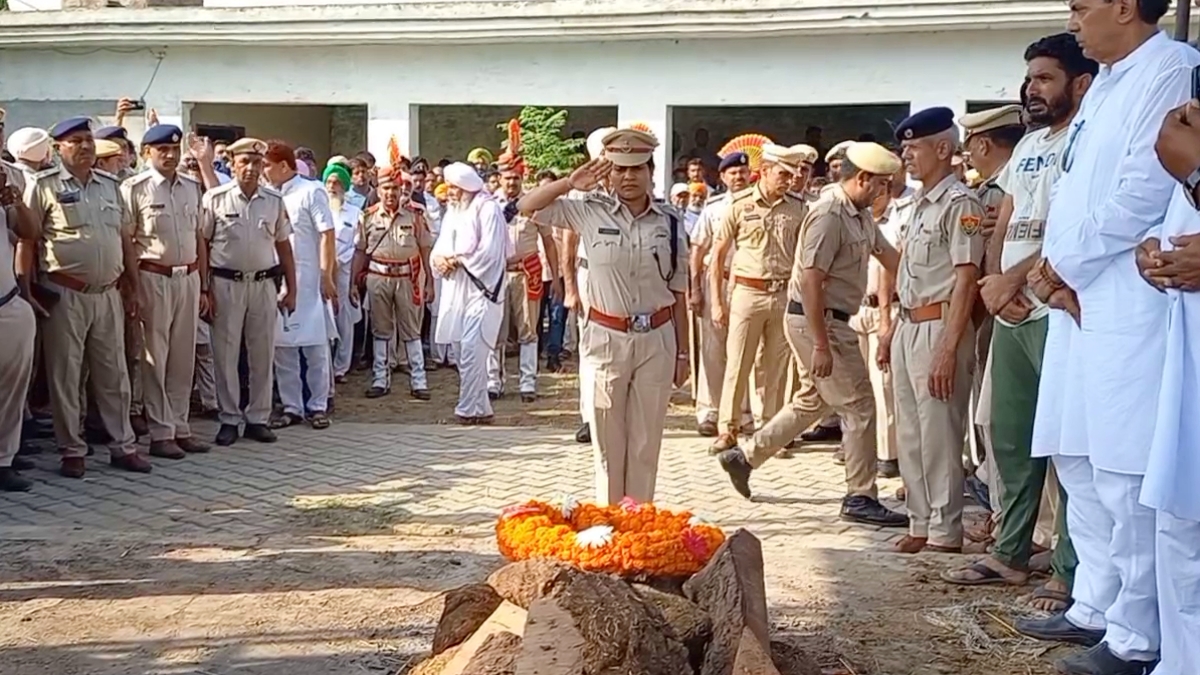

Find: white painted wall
6;0;63;10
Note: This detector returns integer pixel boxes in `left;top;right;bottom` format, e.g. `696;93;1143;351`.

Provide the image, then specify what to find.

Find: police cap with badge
49;116;93;141
894;106;956;142
141;124;183;148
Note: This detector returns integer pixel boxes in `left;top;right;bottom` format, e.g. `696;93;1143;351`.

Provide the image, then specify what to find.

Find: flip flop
1026;583;1073;612
269;412;304;430
940;561;1011;586
309;413;331;430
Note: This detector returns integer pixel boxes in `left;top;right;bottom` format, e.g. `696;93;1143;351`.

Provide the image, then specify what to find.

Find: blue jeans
539;285;567;357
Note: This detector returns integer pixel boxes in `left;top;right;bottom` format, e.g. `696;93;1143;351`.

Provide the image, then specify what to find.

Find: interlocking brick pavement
0;420;908;550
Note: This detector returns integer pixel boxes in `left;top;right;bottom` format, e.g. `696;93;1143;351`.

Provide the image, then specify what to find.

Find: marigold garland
495;497;726;577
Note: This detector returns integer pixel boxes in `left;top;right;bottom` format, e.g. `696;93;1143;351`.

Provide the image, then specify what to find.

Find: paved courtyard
0;419;1058;675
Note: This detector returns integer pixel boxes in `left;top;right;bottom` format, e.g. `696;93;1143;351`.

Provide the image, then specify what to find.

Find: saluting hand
567;158;613;193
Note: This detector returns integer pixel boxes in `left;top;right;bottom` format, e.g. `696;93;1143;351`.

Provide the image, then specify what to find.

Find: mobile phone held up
129;99;146;112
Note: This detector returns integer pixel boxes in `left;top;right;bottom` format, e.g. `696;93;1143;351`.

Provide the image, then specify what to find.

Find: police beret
49;116;93;140
844;142;902;176
894;107;956;142
95;139;123;159
958;104;1024;138
141;124;183;147
94;125;128;141
718;152;749;172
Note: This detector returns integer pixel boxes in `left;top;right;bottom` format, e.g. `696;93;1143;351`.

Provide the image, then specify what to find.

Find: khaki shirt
500;194;550;259
121;169;203;267
199;181;291;271
536;191;687;317
354;205;430;262
715;185;806;280
897;174;985;309
24;166;130;286
795;184;895;315
1;161;27;295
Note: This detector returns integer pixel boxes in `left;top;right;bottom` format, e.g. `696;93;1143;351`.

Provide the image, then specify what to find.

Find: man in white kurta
266;146;338;429
432;163;512;423
322;165;363;383
1018;26;1199;675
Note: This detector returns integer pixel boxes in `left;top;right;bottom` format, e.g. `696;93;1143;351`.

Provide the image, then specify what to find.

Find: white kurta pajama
274;174;338;417
432;191;512;419
1141;189;1200;675
1032;32;1199;662
331;200;363;380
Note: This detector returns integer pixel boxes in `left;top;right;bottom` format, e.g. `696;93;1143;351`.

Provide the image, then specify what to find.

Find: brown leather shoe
111;452;152;473
895;535;928;554
175;437;210;454
697;420;718;438
709;432;738;455
148;440;186;460
60;457;86;478
129;414;149;438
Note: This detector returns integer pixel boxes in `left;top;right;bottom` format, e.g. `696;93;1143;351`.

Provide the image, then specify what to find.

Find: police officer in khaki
716;143;909;527
708;143;809;453
884;107;985;554
518;127;689;505
490;143;559;402
199;137;297;447
351;166;433;399
1;144;38;492
24;116;152;478
122;124;210;459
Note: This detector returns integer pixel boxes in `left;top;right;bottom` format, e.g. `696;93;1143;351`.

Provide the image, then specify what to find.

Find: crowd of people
1;1;1199;673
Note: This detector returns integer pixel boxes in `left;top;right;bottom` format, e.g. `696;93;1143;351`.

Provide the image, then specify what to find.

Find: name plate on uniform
55;190;81;204
598;227;621;236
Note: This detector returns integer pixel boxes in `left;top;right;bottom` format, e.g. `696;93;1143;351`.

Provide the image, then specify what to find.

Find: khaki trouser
696;281;753;426
211;277;277;427
368;274;422;341
719;284;788;433
747;314;878;498
139;269;200;442
491;271;540;394
125;310;144;417
849;305;898;461
892;315;975;547
44;285;137;458
0;295;36;467
582;320;675;505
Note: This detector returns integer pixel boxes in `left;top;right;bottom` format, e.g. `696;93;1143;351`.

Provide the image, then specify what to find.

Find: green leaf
496;106;586;177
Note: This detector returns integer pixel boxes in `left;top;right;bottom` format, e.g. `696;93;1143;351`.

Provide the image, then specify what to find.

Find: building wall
418;105;617;166
189;103;334;160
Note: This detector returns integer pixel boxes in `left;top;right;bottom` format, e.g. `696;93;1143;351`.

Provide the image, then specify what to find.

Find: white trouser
275;345;331;415
488;342;538;395
1153;510;1200;675
1057;455;1160;661
332;273;356;378
457;335;493;418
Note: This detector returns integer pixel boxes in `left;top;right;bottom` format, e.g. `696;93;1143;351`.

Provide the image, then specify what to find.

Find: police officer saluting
885;107;985;554
518;127;689;505
199;138;297;447
25;117;151;478
121;124;210;458
717;142;909;527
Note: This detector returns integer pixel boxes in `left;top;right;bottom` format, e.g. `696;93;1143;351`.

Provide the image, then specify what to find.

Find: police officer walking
199;138;297;447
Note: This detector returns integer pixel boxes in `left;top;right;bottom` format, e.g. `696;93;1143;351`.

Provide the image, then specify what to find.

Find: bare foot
1021;577;1071;613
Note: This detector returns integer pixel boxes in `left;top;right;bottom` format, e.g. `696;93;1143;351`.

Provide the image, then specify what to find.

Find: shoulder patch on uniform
584;191;616;206
32;167;59;182
179;172;201;185
123;171;153;188
92;168;119;181
365;203;380;215
207;181;238;196
704;193;724;206
730;186;756;201
959;214;982;236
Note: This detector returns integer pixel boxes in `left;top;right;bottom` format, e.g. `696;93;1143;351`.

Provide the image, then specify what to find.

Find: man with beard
942;35;1094;615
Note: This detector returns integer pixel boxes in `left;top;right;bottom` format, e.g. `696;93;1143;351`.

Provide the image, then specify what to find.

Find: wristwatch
1185;165;1200;210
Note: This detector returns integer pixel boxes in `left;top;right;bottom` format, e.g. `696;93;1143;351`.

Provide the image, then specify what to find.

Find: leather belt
0;286;18;310
507;252;540;272
734;276;788;293
862;293;900;308
587;306;673;334
902;303;944;323
786;300;851;323
138;260;198;277
47;271;117;294
211;266;282;283
368;259;414;277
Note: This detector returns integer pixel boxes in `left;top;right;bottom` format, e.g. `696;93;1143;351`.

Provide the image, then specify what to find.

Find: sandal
941;561;1016;586
269;412;304;430
309;413;331;430
1023;582;1073;613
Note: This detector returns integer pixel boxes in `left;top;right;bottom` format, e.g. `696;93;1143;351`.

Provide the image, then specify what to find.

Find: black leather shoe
488;391;501;401
0;467;32;492
877;459;900;478
841;495;908;527
243;424;277;443
365;386;390;399
717;449;753;499
1016;612;1105;647
575;422;591;444
801;423;842;443
12;456;34;471
411;389;432;401
520;392;536;403
214;424;239;447
697;420;718;438
545;355;562;373
1055;643;1157;675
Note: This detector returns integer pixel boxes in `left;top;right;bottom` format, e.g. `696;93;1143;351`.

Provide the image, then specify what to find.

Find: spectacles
1062;118;1085;173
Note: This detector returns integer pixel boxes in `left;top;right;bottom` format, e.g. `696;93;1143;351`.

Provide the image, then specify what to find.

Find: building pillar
617;101;671;198
368;102;419;167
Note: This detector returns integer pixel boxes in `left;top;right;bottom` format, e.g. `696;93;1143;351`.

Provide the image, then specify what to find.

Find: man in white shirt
1019;5;1199;674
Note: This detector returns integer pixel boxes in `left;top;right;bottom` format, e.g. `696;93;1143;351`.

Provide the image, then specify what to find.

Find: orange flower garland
495;497;726;577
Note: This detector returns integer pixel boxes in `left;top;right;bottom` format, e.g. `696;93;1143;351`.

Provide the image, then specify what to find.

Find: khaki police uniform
491;202;551;397
892;173;985;547
1;167;37;470
122;169;204;444
200;181;292;428
743;184;895;498
356;203;431;393
536;184;687;505
25;166;139;459
713;184;806;442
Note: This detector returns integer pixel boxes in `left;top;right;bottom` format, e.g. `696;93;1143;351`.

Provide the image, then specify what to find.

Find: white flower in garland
558;493;579;520
574;525;614;549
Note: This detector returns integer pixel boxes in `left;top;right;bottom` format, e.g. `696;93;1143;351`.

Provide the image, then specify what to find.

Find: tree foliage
497;106;585;176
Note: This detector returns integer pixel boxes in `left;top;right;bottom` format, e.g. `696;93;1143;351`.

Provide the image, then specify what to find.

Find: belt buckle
171;266;187;278
630;314;652;333
233;271;246;282
767;279;786;293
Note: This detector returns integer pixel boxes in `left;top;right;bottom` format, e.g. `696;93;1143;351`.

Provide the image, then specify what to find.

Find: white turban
444;161;484;193
587;126;617;160
6;127;51;164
